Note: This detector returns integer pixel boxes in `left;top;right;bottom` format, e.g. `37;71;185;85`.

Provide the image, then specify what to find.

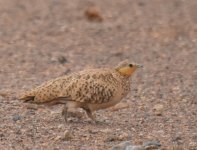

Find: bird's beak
136;64;143;68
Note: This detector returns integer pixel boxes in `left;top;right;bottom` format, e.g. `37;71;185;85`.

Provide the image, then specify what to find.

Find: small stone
26;109;36;115
118;133;130;141
126;145;145;150
63;69;71;75
0;91;9;98
182;98;188;103
0;133;5;138
153;104;164;116
62;130;73;141
189;142;197;150
12;114;22;122
58;56;68;64
172;135;182;144
54;136;62;141
107;132;130;142
57;124;64;129
85;6;103;22
111;52;123;57
101;128;112;133
143;140;161;149
112;141;132;150
26;104;39;110
88;129;98;134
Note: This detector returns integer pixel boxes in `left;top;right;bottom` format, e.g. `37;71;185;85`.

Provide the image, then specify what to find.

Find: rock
110;102;130;111
58;56;68;64
88;129;98;134
112;141;132;150
189;142;197;150
12;114;22;122
112;140;161;150
63;69;71;75
101;128;112;134
26;104;39;110
107;132;130;142
126;145;145;150
153;104;164;116
143;140;161;149
57;124;64;130
54;136;62;141
62;130;73;141
0;91;9;98
172;135;182;144
118;132;130;141
84;6;103;22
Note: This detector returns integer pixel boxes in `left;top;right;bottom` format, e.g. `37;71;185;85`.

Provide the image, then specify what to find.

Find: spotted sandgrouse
19;60;142;122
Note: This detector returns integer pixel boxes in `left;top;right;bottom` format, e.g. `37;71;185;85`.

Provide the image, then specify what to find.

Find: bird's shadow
65;118;112;126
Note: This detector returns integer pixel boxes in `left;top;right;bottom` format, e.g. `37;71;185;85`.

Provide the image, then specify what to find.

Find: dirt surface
0;0;197;150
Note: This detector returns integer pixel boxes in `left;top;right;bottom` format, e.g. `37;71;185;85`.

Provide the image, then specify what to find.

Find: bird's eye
129;64;133;67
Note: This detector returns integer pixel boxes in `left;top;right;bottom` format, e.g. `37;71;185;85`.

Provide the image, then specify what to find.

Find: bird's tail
18;89;36;102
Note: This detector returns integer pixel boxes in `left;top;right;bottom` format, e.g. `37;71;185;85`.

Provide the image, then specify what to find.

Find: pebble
54;136;62;141
88;129;98;134
84;6;103;22
12;114;22;122
106;132;130;142
126;145;145;150
189;142;197;150
143;140;161;148
0;91;9;98
153;104;164;116
62;130;73;141
101;128;112;134
26;104;39;110
172;135;182;144
58;56;68;64
112;141;132;150
112;140;161;150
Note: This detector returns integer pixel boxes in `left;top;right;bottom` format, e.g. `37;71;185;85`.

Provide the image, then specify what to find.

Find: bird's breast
88;88;123;112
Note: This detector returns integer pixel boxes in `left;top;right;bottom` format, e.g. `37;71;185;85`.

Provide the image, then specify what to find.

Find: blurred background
0;0;196;149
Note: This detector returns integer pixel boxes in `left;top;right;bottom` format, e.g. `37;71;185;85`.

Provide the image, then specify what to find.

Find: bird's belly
88;91;123;111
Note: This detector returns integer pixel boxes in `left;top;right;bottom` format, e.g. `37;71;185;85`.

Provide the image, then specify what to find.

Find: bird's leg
83;107;110;124
62;102;83;122
83;108;96;121
62;104;68;122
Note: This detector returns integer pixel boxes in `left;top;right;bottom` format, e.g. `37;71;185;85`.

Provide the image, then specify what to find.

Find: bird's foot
62;108;84;123
61;108;68;123
88;118;110;125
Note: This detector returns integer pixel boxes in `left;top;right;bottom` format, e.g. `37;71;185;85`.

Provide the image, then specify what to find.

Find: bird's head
115;60;143;77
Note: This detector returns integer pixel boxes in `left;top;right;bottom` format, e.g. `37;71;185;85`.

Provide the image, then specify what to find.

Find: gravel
0;0;196;149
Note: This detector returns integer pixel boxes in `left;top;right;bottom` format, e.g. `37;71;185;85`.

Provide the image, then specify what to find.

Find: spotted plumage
19;60;142;122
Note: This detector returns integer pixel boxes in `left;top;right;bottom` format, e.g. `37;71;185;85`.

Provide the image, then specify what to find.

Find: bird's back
19;75;73;103
63;68;129;104
19;68;130;104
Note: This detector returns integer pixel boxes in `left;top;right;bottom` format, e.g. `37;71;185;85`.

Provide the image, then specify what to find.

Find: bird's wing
20;75;73;103
63;72;117;104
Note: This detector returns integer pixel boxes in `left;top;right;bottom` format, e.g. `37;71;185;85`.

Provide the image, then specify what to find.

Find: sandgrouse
19;60;142;122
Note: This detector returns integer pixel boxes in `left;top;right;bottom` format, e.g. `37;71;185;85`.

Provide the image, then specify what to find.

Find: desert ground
0;0;196;150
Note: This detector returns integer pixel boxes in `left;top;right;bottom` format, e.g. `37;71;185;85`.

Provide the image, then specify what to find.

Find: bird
19;60;142;122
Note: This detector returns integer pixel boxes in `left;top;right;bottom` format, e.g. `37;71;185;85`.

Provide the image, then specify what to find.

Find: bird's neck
117;67;136;77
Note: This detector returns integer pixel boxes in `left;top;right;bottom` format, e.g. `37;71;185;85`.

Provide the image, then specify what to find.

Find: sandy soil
0;0;196;149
